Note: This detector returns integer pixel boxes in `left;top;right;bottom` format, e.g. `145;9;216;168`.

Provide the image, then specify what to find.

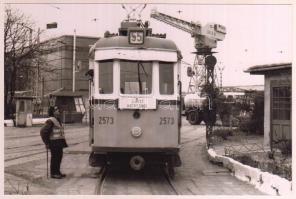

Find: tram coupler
129;155;145;171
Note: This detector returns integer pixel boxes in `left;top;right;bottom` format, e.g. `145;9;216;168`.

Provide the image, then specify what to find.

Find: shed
245;63;291;152
52;91;86;123
15;96;34;127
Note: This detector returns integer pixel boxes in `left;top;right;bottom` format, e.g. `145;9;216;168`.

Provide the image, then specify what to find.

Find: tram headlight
131;126;142;138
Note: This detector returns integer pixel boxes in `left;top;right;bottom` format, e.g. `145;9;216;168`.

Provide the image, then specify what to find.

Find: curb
207;148;292;196
4;118;49;127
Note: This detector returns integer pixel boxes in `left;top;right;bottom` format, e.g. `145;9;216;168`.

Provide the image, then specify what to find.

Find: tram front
88;20;182;172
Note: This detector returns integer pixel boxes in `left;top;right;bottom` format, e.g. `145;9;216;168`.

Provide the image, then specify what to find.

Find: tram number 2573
160;117;174;125
98;116;114;125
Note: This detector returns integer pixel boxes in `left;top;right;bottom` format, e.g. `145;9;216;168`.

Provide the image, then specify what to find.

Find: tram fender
170;154;182;167
89;152;106;167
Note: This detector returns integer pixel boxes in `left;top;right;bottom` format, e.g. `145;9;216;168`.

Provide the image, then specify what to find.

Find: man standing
40;106;68;179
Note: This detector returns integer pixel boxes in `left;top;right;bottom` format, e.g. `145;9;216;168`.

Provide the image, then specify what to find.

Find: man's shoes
51;174;63;179
60;173;66;178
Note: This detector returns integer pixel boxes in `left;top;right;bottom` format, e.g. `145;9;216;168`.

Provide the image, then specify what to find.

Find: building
245;63;292;151
35;35;99;121
39;35;98;95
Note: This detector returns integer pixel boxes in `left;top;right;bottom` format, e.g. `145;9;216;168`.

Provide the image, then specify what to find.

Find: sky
7;3;293;88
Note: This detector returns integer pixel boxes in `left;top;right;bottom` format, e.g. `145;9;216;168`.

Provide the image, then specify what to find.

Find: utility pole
41;77;44;107
72;29;76;92
36;28;40;99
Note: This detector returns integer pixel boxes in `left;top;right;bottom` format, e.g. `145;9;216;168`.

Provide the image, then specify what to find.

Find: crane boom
150;9;202;36
150;8;226;51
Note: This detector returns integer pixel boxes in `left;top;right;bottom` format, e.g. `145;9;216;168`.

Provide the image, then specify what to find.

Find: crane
150;8;227;147
150;8;226;52
151;8;226;93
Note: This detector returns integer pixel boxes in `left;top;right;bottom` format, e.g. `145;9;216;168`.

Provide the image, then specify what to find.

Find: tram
87;18;182;176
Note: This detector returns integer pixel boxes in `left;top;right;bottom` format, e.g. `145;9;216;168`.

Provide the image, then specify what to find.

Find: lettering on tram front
125;98;148;109
98;116;114;125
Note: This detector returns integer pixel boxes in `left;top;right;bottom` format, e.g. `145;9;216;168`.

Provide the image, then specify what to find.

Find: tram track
6;135;88;149
162;167;179;195
5;140;88;165
95;166;108;195
5;135;87;151
95;164;179;195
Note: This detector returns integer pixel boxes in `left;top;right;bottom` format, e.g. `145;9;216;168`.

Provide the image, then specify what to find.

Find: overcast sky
8;3;292;88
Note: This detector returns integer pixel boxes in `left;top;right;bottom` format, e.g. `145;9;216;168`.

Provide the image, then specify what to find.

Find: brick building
39;35;98;95
35;35;99;121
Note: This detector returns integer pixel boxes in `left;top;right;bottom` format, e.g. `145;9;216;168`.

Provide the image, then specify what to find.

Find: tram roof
90;36;179;54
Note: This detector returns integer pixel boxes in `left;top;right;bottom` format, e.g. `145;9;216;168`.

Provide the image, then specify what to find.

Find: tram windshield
120;61;152;94
159;62;174;95
99;61;113;94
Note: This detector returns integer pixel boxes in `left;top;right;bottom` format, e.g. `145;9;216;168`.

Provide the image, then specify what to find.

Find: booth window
99;61;113;94
120;61;152;94
272;86;291;120
19;100;25;112
74;97;85;113
159;62;174;95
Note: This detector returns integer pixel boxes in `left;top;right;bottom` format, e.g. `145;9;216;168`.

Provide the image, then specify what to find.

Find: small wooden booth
52;91;86;123
15;96;34;127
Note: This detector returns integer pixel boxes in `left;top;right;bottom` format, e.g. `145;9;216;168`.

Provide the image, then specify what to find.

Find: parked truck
184;92;206;125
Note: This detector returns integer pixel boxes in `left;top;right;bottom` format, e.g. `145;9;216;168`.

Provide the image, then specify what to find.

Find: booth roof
245;62;291;75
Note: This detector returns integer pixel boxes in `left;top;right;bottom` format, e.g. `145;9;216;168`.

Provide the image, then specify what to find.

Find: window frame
159;61;175;95
74;97;86;113
119;60;154;96
96;60;114;95
272;86;291;121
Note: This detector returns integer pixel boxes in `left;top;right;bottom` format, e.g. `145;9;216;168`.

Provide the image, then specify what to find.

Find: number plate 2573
160;117;174;125
98;117;114;125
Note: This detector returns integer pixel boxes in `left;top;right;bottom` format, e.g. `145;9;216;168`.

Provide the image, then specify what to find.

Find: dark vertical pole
34;28;40;115
60;44;63;88
72;29;76;92
204;54;217;148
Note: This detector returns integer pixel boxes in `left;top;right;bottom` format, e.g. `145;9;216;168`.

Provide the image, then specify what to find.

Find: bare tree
4;6;42;119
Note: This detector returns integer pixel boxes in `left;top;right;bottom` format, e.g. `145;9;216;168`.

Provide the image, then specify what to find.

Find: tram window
120;61;152;94
159;62;174;95
99;61;113;94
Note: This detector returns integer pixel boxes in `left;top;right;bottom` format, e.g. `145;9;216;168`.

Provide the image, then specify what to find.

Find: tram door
270;81;291;151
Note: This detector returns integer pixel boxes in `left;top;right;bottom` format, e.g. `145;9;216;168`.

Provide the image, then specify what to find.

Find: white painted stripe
94;49;177;62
